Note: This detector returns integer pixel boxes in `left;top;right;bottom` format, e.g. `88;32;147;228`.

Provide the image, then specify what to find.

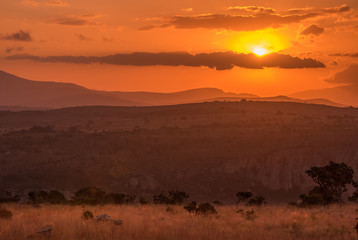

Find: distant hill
0;70;345;109
291;84;358;107
0;70;139;108
0;102;357;203
202;95;346;107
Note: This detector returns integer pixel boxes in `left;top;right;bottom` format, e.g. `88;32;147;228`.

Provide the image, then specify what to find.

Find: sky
0;0;358;96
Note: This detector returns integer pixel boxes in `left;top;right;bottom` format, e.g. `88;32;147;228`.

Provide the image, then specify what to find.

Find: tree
302;161;356;205
236;192;253;206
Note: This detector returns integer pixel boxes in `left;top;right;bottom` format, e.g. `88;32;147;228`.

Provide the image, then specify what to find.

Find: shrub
196;203;217;215
246;196;266;207
28;190;67;204
139;197;149;205
124;194;136;204
184;201;197;214
184;201;217;216
73;187;106;205
82;210;94;220
243;209;257;221
0;190;20;203
0;206;12;220
213;200;223;206
153;191;189;205
106;193;126;204
236;192;253;203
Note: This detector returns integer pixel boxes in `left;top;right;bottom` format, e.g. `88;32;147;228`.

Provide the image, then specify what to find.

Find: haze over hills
0;70;346;109
0;101;357;202
292;84;358;107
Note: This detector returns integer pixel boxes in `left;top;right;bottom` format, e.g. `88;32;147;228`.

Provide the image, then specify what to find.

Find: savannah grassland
0;204;357;240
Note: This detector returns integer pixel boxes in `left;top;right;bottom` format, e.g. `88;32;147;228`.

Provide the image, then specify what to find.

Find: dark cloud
325;64;358;84
301;24;325;36
5;52;325;70
141;12;321;31
0;31;32;41
330;53;358;58
5;46;24;53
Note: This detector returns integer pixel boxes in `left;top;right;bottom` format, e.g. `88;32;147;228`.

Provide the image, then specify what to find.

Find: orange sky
1;0;358;96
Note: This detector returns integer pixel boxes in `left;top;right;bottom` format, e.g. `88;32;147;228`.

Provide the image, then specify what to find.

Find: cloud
140;5;352;31
329;53;358;58
288;5;351;14
53;17;90;26
51;14;101;26
76;34;91;41
0;31;32;41
182;8;193;12
5;52;326;70
5;47;24;54
301;24;325;36
22;0;69;6
325;64;358;84
140;12;321;31
227;6;276;14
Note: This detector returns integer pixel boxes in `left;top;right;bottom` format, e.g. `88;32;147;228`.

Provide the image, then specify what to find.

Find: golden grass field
0;204;357;240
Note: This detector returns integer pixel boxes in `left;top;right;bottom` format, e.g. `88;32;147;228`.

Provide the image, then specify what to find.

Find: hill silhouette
0;70;345;109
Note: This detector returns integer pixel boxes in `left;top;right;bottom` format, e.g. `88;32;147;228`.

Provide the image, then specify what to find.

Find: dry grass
0;204;357;240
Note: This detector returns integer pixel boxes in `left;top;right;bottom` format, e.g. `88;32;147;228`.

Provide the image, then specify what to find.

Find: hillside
0;101;358;203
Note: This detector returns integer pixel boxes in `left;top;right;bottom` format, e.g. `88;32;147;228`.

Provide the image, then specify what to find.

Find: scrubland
0;204;357;240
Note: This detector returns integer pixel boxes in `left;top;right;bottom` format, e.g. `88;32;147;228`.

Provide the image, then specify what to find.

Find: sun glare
253;47;267;56
228;29;290;55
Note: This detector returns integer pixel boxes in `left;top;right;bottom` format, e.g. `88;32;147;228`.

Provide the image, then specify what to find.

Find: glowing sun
253;47;268;56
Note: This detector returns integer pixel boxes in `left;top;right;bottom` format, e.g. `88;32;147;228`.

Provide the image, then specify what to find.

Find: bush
0;206;12;220
184;201;198;214
246;196;266;207
106;193;126;204
153;191;189;205
82;210;94;220
196;203;217;215
184;201;217;216
236;192;253;204
0;190;20;203
28;190;67;204
139;197;149;205
73;187;106;205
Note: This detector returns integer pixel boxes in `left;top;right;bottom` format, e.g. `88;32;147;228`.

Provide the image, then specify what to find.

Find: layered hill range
0;102;357;203
0;70;346;109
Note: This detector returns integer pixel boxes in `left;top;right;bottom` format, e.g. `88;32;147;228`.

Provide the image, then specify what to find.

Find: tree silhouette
302;161;356;205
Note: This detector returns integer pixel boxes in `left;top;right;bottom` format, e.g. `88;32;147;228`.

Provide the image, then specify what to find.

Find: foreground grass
0;204;357;240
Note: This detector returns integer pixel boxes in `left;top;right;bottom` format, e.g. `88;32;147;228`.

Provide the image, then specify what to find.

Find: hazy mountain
0;70;345;109
291;84;358;107
0;70;139;108
0;102;357;202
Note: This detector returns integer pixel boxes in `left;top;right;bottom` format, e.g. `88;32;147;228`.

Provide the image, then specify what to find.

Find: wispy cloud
22;0;69;7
